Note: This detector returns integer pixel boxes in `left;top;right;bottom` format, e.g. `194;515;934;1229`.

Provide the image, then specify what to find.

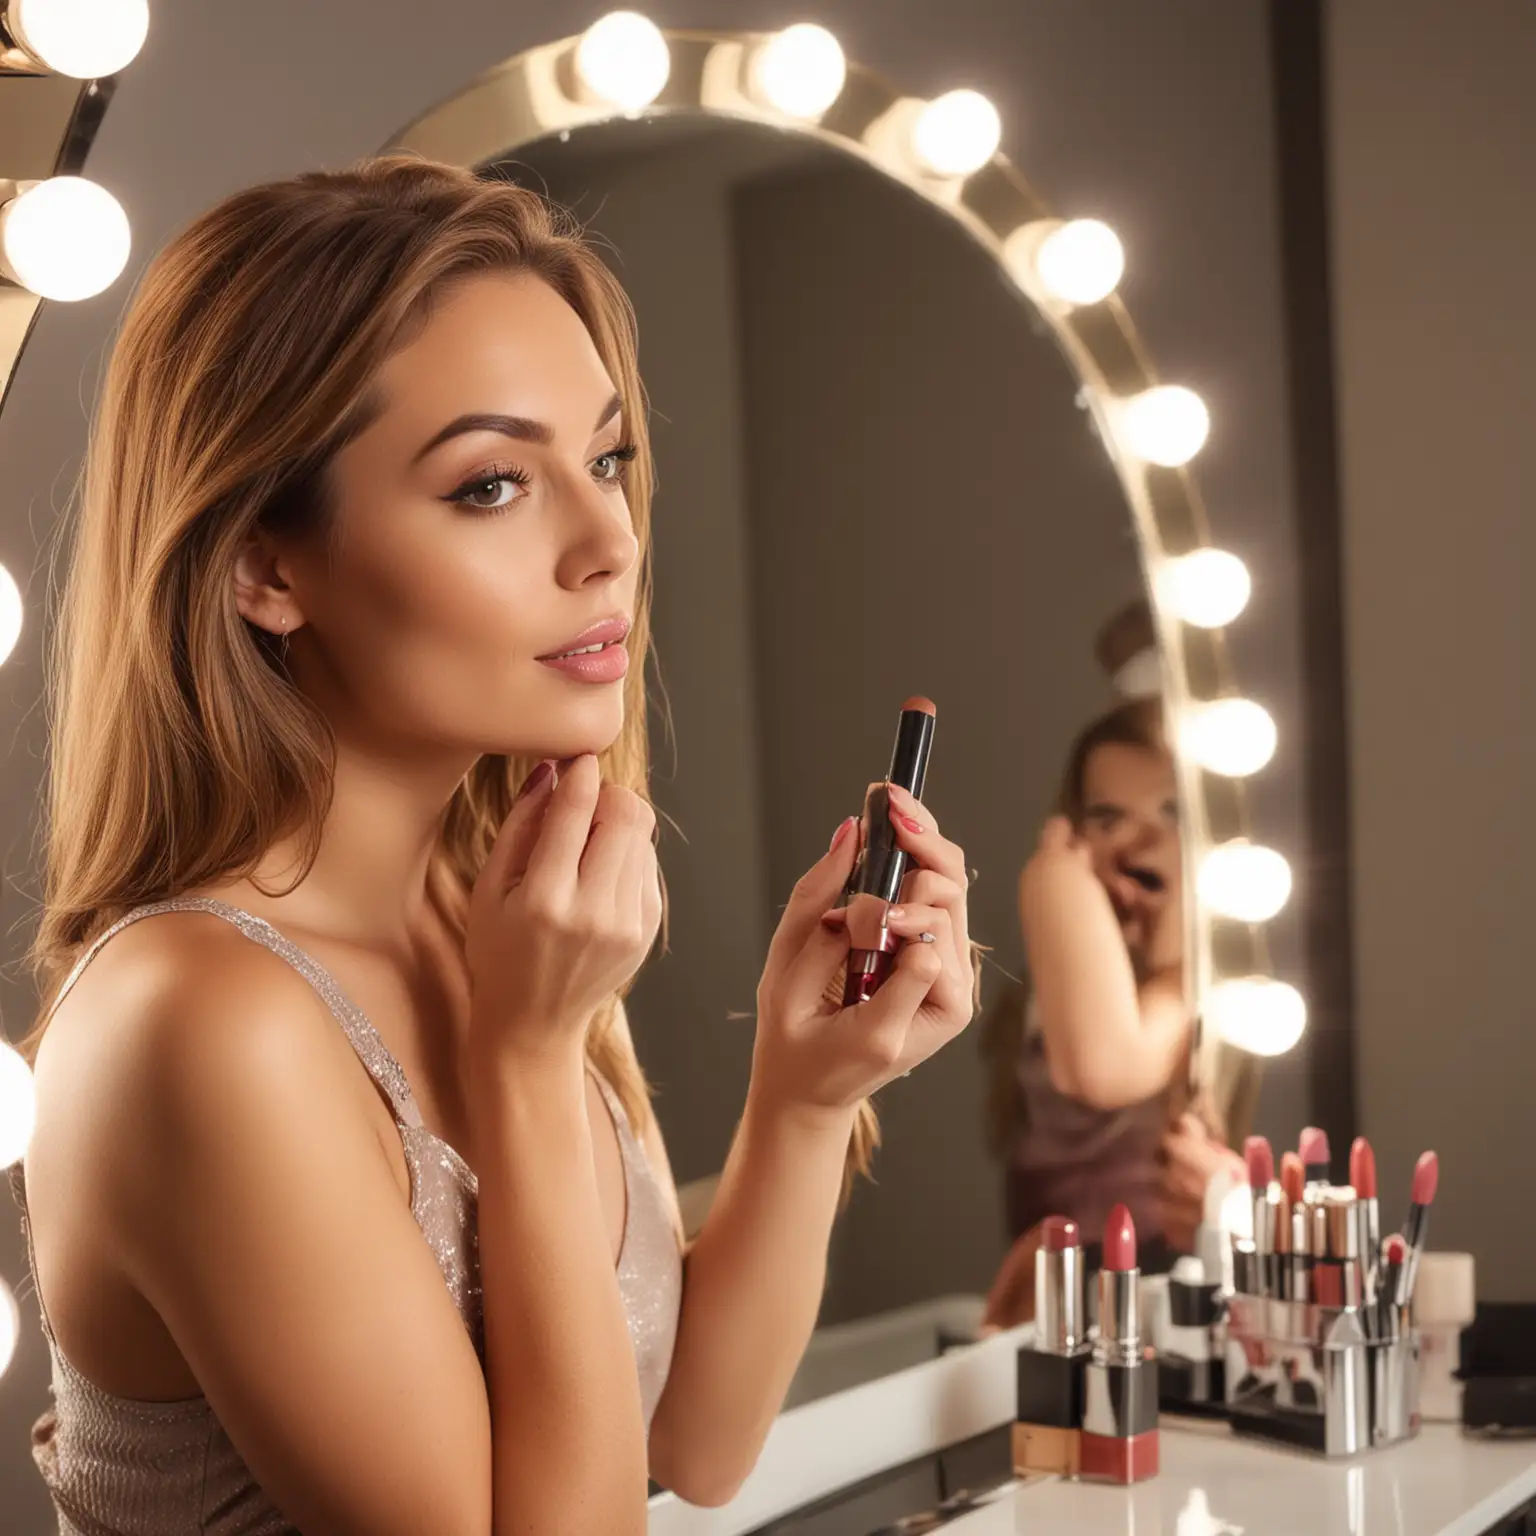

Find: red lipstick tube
1080;1205;1160;1484
1012;1216;1091;1478
842;698;937;1006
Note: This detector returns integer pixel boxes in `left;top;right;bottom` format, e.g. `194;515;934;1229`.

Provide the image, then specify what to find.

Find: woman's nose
555;480;640;590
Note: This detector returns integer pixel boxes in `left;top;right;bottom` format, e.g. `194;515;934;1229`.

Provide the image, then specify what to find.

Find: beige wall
1328;0;1536;1296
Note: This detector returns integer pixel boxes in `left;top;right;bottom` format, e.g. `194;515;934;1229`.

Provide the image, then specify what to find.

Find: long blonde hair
20;153;878;1177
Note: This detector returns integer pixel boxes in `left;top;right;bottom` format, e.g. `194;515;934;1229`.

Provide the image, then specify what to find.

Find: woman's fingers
885;782;968;891
763;815;860;983
522;753;603;898
898;868;973;992
475;759;559;905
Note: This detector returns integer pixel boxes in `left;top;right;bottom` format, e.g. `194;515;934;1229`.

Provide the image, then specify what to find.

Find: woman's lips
536;614;631;683
537;641;629;683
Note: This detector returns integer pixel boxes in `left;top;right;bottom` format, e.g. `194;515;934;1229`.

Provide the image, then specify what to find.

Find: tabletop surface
936;1420;1536;1536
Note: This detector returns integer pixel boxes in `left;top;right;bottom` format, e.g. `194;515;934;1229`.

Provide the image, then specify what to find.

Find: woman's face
1077;739;1181;955
271;270;641;765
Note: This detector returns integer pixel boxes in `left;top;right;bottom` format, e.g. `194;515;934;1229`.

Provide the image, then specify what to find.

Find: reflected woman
9;157;975;1535
979;611;1234;1328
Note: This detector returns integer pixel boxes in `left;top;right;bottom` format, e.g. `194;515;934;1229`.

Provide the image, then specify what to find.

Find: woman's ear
232;529;305;635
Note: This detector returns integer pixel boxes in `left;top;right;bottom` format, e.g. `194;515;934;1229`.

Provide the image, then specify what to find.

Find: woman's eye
452;473;526;511
466;477;517;509
592;443;637;484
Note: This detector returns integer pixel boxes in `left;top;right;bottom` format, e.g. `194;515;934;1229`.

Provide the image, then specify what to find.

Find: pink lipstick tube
1080;1205;1160;1484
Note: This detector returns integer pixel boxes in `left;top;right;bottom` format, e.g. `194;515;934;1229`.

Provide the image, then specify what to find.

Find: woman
9;156;975;1534
980;695;1236;1326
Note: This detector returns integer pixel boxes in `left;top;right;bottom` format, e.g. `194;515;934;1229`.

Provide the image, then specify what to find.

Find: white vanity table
648;1327;1536;1536
937;1422;1536;1536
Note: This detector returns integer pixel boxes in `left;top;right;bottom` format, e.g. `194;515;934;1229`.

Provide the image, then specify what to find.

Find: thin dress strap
48;897;426;1126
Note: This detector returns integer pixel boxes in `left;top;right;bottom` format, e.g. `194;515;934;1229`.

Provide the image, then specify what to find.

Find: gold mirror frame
386;27;1268;1128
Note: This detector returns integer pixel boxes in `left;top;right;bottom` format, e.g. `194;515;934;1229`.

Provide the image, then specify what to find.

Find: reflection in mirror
498;116;1175;1401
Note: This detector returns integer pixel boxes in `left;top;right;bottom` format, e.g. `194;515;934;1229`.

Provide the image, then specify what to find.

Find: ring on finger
917;931;937;944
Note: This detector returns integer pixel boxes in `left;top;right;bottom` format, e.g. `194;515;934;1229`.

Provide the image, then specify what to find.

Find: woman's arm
1020;818;1191;1110
103;933;638;1536
648;785;974;1505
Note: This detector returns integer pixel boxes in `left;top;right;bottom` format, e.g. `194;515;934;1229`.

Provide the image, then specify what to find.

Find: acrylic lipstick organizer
1223;1293;1420;1456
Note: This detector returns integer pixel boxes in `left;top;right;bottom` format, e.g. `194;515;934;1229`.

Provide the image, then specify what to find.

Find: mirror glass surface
495;115;1156;1403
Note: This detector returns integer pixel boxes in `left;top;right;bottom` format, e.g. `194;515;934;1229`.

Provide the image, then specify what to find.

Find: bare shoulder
32;908;386;1249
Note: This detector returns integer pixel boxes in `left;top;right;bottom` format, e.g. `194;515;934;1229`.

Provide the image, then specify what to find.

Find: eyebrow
411;391;623;465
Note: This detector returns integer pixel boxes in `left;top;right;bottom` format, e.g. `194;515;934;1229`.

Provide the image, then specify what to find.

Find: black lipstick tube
842;700;936;1006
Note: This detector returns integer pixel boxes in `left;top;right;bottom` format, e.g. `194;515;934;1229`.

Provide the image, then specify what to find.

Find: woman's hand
464;754;662;1070
1021;816;1105;909
749;784;975;1118
1156;1112;1244;1254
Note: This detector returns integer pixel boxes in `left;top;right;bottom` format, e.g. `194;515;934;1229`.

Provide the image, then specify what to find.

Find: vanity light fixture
1205;977;1307;1057
0;1276;18;1382
1118;383;1210;467
750;23;846;120
0;174;131;300
0;1039;35;1170
1181;698;1277;778
0;564;21;665
1028;218;1125;306
910;88;1001;178
1;0;149;78
574;10;670;112
1198;839;1293;924
1159;547;1251;628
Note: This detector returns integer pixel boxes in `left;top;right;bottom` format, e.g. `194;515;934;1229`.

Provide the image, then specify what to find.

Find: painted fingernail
829;815;856;852
515;759;556;802
886;906;906;922
898;814;925;834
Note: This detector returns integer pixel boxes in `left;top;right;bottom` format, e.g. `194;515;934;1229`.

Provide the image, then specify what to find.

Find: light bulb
574;11;670;111
1198;840;1292;923
9;0;149;78
911;89;1001;177
1159;549;1251;628
1034;219;1124;305
0;565;20;666
1181;698;1276;777
0;176;131;301
0;1042;36;1170
1118;384;1209;467
752;23;845;119
1206;977;1307;1056
0;1276;17;1381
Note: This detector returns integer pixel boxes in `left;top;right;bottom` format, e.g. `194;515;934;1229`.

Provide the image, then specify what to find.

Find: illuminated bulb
9;0;149;78
911;89;1001;177
1206;977;1307;1056
1181;698;1276;777
574;11;670;111
1119;384;1210;467
0;176;131;301
752;23;845;119
0;565;20;666
0;1276;17;1381
1034;219;1124;305
1198;840;1292;923
1159;548;1252;628
0;1042;36;1170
